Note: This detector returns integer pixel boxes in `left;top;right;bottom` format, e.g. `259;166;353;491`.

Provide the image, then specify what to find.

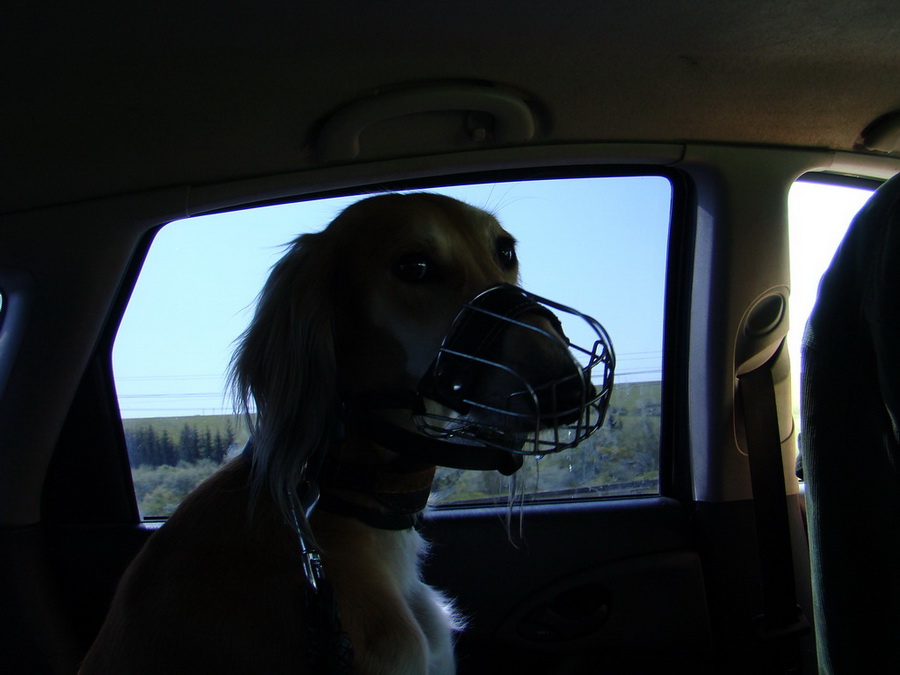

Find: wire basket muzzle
416;284;615;455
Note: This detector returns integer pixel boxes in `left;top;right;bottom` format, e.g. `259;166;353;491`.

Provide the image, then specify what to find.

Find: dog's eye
495;237;518;270
393;253;435;282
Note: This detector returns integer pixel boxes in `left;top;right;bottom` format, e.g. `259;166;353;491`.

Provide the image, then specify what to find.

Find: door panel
422;498;712;674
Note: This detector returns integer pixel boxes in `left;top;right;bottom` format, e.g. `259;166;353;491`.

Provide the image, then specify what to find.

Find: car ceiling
3;1;899;214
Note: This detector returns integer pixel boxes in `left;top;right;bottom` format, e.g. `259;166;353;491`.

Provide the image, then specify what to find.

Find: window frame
788;170;882;480
82;165;695;520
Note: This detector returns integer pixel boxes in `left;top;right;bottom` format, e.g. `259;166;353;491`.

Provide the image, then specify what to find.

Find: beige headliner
3;1;899;213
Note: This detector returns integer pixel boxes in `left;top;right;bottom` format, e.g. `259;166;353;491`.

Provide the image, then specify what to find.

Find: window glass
788;178;875;434
114;176;672;517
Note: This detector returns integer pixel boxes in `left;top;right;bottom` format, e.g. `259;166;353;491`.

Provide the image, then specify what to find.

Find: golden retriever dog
80;192;611;674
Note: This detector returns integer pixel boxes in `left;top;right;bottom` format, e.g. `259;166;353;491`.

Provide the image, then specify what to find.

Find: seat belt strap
738;353;810;669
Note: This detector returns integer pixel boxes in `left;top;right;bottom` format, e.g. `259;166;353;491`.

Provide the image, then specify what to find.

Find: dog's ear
230;229;340;517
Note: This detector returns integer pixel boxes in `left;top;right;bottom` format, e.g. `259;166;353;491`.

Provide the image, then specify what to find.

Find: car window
113;176;673;517
788;176;876;435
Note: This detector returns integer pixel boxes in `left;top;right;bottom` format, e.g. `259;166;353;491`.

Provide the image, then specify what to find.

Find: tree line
125;421;237;468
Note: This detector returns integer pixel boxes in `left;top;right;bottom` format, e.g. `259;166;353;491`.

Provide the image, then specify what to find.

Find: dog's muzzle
415;284;615;456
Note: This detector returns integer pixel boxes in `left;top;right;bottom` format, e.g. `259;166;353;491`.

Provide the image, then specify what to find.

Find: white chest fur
317;518;461;675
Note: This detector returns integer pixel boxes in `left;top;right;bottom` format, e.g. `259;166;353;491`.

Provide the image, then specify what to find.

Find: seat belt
738;348;810;673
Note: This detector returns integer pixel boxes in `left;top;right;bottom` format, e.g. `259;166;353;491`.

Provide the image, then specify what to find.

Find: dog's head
231;193;612;514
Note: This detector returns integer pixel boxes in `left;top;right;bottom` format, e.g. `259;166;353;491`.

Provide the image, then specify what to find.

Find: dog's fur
80;193;574;674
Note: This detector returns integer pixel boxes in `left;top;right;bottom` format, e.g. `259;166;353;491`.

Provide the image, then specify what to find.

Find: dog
80;192;605;674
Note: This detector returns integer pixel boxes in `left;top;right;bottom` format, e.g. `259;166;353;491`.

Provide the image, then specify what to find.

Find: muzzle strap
354;410;524;475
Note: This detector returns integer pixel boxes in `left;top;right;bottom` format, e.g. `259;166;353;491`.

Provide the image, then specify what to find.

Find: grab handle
316;84;535;162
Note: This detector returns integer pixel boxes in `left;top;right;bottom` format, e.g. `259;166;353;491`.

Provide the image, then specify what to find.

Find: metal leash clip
287;482;324;594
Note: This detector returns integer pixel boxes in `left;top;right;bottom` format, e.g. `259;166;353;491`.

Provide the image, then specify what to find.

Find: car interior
2;2;899;674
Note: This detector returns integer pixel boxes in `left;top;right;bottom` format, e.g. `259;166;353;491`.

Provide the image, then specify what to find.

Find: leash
280;444;438;672
242;436;351;674
286;484;355;674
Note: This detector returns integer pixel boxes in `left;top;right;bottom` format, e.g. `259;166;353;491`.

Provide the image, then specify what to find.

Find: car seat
800;171;900;674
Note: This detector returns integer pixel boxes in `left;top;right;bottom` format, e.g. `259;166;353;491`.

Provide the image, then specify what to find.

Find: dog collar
313;452;437;530
242;437;437;530
318;454;437;511
315;493;425;531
